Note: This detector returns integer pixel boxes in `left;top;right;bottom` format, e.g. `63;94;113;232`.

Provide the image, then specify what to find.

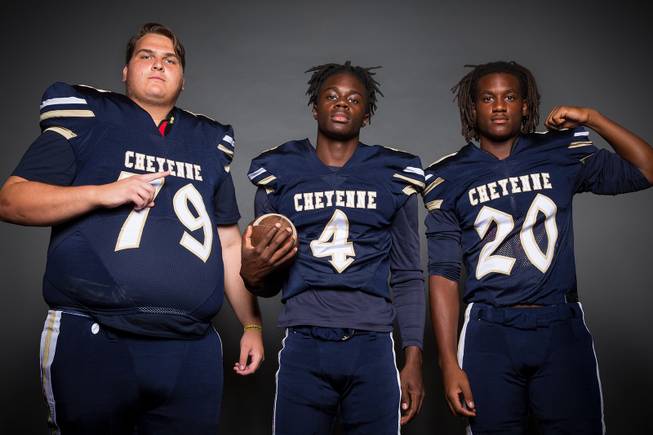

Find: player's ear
311;104;318;120
122;65;128;83
362;112;370;128
522;100;529;117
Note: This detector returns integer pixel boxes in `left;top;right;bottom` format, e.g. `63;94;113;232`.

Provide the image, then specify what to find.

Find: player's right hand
442;364;476;417
240;223;297;289
96;171;169;210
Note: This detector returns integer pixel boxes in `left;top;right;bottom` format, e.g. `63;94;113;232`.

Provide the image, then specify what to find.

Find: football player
0;23;264;434
240;62;426;434
424;61;653;434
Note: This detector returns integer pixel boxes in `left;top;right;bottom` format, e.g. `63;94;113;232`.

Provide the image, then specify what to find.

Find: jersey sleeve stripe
579;153;595;163
403;166;425;176
393;173;425;188
40;97;87;109
221;134;235;147
40;109;95;121
248;167;267;180
425;199;443;211
424;177;445;196
217;144;234;156
402;185;418;196
574;130;590;137
44;126;77;140
568;141;593;149
257;175;277;186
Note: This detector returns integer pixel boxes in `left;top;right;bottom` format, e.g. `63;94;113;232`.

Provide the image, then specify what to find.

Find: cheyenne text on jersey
293;190;377;212
468;172;552;206
124;150;203;181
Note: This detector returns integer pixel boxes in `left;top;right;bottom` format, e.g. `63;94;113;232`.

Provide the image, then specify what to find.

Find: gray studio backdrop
1;1;651;433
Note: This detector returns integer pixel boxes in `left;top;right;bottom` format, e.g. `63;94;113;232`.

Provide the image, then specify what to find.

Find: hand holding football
250;213;298;247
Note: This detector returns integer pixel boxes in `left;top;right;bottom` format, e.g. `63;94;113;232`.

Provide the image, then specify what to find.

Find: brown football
251;213;298;247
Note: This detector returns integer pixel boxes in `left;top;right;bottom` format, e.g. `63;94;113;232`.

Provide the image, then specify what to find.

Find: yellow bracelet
243;324;262;332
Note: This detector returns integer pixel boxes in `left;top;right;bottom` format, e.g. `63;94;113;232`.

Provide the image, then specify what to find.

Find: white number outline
114;173;213;263
173;184;213;263
520;193;558;273
310;209;355;273
114;171;165;251
474;206;516;279
474;193;559;279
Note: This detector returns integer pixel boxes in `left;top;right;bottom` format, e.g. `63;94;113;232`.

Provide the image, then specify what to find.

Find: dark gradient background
1;1;651;433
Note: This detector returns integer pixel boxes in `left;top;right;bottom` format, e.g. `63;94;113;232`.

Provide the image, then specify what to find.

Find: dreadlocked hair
451;61;540;142
305;61;383;121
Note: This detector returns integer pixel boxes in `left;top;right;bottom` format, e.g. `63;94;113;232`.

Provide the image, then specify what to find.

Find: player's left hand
399;346;424;425
545;105;595;130
233;328;264;376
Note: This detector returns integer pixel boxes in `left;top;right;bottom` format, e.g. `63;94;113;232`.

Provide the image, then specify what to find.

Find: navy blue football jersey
248;140;424;301
424;128;651;306
23;82;239;337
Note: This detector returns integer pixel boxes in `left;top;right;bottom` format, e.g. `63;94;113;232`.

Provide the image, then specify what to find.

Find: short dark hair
452;61;540;141
125;22;186;69
305;61;383;121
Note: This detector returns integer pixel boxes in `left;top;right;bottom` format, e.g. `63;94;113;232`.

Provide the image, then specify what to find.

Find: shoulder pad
39;82;101;139
248;140;307;191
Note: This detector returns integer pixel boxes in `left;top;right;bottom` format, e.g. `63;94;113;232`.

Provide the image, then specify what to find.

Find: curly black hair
305;61;383;120
452;61;540;141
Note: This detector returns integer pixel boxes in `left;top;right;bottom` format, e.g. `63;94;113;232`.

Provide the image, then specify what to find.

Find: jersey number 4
474;193;558;279
310;209;356;273
114;171;213;262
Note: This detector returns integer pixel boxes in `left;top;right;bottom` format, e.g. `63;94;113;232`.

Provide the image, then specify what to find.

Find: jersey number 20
474;193;558;279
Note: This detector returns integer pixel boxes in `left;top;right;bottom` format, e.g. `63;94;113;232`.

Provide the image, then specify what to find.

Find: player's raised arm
218;224;265;375
545;106;653;182
0;171;168;226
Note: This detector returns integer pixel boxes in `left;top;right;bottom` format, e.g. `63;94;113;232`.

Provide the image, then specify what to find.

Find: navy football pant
459;303;604;435
273;327;401;435
40;310;223;435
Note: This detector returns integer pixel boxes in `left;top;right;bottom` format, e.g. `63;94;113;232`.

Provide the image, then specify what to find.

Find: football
251;213;298;247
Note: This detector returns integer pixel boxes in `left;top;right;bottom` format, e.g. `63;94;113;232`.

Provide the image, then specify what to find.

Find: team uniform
248;139;425;434
424;127;651;434
13;82;240;434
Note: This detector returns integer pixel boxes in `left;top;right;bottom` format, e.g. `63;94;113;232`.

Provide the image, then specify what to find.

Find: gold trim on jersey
428;151;458;167
257;175;277;186
424;177;445;196
40;110;95;121
568;141;593;149
44;126;77;140
402;185;418;196
393;173;425;188
217;144;234;155
426;199;443;211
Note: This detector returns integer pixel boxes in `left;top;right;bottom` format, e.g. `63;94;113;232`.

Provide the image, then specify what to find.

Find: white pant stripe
458;303;474;435
272;329;290;435
40;310;62;435
388;332;402;434
577;303;606;435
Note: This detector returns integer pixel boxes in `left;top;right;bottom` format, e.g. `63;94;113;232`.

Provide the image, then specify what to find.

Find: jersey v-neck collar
303;138;365;172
